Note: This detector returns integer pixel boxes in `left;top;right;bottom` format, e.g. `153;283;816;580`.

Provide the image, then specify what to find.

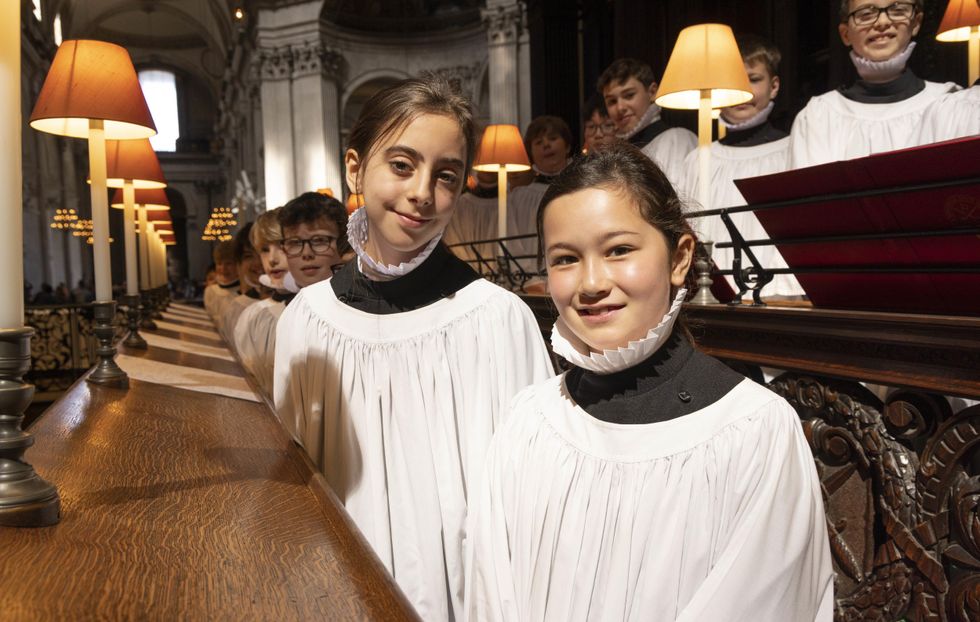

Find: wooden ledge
0;374;419;620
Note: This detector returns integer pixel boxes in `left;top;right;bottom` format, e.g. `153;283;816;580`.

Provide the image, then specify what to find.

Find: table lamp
937;0;980;85
104;139;166;349
472;125;531;283
655;23;752;304
30;40;156;389
113;189;169;327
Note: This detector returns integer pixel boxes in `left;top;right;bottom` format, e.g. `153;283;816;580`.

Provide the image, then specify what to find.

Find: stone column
482;0;525;126
290;41;345;198
257;46;295;209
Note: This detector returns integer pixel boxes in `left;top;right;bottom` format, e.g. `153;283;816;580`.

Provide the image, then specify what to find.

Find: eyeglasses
846;2;916;27
584;121;617;135
282;235;337;257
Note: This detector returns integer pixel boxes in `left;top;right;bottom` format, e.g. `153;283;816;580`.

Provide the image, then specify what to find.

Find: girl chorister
465;147;833;621
273;76;554;621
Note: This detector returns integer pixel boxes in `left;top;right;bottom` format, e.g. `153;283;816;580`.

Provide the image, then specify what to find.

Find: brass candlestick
0;327;60;527
86;300;129;388
691;241;720;305
121;293;147;349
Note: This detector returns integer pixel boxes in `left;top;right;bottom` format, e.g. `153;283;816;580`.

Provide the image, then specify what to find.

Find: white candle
147;223;156;287
0;3;23;328
497;167;508;239
88;119;111;301
138;206;149;290
697;90;712;212
123;182;138;295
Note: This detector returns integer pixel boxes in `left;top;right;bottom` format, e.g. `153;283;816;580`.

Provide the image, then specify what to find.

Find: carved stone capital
290;41;345;82
430;62;483;98
257;46;293;81
481;3;523;46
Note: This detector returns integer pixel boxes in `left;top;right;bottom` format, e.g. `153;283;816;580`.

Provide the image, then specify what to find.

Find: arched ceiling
321;0;482;33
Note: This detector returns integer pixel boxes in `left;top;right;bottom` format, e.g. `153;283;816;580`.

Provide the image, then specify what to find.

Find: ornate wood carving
771;373;980;621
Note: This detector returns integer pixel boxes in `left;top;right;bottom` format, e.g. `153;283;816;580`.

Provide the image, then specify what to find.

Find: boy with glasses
680;34;803;298
277;191;350;293
789;0;959;168
581;95;616;154
598;58;696;188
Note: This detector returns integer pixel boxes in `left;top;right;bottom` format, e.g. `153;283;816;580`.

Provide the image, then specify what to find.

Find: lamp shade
111;187;170;210
103;139;166;189
937;0;980;41
29;40;156;140
655;24;753;110
145;209;170;223
472;125;531;172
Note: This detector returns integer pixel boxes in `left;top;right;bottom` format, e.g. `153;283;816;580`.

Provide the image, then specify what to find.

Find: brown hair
523;115;574;159
212;239;235;264
839;0;923;22
736;33;781;77
597;58;657;93
278;192;351;256
249;207;282;250
347;74;477;184
537;145;693;285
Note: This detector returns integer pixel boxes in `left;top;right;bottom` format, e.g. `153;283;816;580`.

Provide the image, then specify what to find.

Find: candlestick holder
139;290;157;330
151;287;164;320
0;327;60;527
86;300;129;389
121;293;146;349
690;241;720;305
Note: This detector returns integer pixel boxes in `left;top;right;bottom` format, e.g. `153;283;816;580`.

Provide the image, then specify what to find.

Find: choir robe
917;84;980;144
465;369;834;622
232;296;284;396
443;187;498;274
789;71;958;169
680;123;804;297
273;252;554;622
630;119;697;190
219;293;259;346
506;181;549;275
203;282;238;332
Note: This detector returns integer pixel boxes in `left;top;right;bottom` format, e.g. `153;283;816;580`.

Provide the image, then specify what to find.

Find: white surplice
444;191;499;274
466;375;834;622
679;138;804;297
506;182;549;275
232;297;284;397
788;81;959;169
640;127;697;191
916;85;980;144
273;277;554;622
203;283;236;329
219;294;258;346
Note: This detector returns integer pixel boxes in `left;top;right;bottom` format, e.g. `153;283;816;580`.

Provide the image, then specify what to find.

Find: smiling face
602;77;658;134
543;186;694;353
839;0;922;62
345;113;466;267
530;130;570;175
258;240;288;290
282;219;341;288
721;59;779;125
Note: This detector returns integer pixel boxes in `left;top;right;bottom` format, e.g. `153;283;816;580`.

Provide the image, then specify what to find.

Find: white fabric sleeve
675;399;834;622
272;292;311;450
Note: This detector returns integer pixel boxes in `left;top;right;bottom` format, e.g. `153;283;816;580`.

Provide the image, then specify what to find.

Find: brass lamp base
86;301;129;389
0;327;60;527
139;290;157;330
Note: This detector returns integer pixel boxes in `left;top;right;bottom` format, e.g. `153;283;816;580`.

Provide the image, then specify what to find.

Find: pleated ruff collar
616;104;661;141
850;41;915;83
720;101;774;132
258;271;299;294
348;206;444;282
550;288;687;374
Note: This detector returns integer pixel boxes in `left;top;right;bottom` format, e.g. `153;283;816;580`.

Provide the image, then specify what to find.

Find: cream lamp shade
655;24;753;110
111;187;170;210
936;0;980;84
472;124;532;172
103;139;166;189
28;40;156;139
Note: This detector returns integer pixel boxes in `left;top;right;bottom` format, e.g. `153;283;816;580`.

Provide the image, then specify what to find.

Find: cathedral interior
2;1;979;620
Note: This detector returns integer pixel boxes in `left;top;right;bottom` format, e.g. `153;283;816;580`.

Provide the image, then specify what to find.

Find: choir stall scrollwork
771;373;980;621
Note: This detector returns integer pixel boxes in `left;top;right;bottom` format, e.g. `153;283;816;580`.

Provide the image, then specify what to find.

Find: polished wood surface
151;327;226;348
1;374;419;620
120;342;245;377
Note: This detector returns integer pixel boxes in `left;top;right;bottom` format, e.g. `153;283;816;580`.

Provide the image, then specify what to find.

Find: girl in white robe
789;2;958;169
466;147;833;622
273;76;554;622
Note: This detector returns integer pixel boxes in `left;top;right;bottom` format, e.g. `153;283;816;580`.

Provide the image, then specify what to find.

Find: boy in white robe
789;0;959;169
218;222;262;346
202;240;239;329
599;58;696;188
443;171;499;274
680;34;803;298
